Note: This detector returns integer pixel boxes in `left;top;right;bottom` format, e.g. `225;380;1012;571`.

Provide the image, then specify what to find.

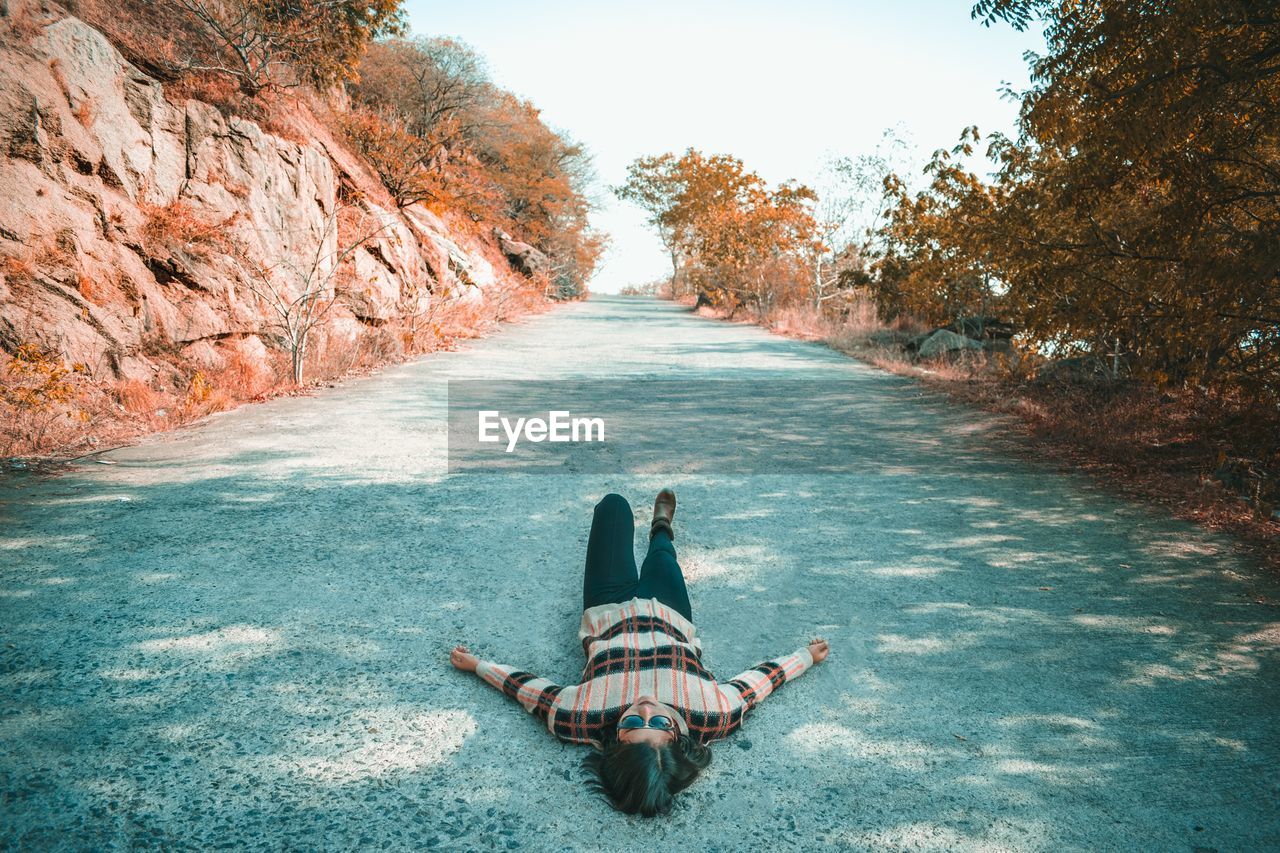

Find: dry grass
291;276;554;391
424;298;489;346
0;404;91;457
398;276;552;354
2;253;38;285
922;372;1280;575
765;295;885;342
71;96;97;128
166;72;249;117
255;90;313;145
115;377;162;415
0;344;90;456
0;0;53;42
67;0;189;74
214;347;275;400
308;325;402;383
141;199;234;257
488;275;551;325
2;237;77;290
76;273;102;304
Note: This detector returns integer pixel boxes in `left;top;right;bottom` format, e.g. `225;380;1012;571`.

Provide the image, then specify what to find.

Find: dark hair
581;731;712;817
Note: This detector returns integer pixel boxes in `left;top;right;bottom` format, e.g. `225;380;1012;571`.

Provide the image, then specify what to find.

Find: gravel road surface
2;296;1277;851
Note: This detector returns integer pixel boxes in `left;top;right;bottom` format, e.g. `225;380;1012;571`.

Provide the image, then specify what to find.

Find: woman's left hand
807;637;831;664
450;644;479;673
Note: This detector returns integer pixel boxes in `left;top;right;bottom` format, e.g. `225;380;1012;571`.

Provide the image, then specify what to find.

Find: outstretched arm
450;644;564;724
726;638;830;712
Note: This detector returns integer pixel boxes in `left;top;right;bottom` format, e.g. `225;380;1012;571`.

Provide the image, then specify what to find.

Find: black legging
582;493;692;621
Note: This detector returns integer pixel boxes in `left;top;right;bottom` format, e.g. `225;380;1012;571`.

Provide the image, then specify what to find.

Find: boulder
226;334;270;366
343;280;394;324
494;229;549;278
1032;355;1128;385
916;329;983;358
404;207;495;294
181;339;225;370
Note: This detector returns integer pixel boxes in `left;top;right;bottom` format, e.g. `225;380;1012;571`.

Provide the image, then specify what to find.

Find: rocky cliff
0;13;545;403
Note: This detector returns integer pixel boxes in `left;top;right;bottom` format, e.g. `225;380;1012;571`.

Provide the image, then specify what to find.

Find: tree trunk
292;338;306;385
813;257;824;310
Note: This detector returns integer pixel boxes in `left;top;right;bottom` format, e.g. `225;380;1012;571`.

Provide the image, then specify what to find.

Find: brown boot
650;487;676;541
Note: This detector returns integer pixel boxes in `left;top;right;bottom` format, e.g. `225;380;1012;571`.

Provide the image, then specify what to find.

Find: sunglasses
617;714;676;731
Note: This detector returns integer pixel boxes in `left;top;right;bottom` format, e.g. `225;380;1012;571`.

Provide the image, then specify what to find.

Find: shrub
0;344;84;411
0;344;90;455
141;199;234;257
115;377;163;415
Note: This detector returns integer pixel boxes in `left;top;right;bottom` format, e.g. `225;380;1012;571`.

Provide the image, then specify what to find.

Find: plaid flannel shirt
474;596;815;745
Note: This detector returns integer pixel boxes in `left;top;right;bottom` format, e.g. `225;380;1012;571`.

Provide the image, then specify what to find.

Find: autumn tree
469;92;606;296
352;37;489;141
987;0;1280;402
345;38;494;213
243;205;390;383
615;153;686;293
346;37;604;296
872;127;1003;330
692;178;817;312
883;0;1279;405
339;111;440;208
616;149;818;313
169;0;404;96
865;0;1280;409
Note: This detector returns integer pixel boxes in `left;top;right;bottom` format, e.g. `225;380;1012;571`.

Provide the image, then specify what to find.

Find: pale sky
402;1;1044;293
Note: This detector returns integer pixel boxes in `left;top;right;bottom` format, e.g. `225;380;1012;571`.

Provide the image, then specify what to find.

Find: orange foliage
1;344;84;411
166;71;247;116
0;343;92;455
618;149;818;314
71;97;97;128
348;37;602;295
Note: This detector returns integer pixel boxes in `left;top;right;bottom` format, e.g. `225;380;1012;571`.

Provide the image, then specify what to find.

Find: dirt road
2;296;1277;850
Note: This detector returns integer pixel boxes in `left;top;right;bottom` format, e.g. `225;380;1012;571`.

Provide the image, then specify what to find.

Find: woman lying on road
449;489;831;816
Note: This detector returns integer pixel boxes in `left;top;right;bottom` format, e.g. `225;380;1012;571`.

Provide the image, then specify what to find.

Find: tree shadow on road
1;392;1278;848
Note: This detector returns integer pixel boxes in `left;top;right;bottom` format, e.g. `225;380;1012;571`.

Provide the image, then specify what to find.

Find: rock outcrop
0;14;535;391
494;228;549;279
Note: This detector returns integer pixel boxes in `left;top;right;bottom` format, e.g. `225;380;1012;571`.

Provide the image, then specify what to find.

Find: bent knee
595;493;631;514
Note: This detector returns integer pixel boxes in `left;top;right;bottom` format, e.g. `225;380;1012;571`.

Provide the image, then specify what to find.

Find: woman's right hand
808;637;831;664
450;644;479;673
